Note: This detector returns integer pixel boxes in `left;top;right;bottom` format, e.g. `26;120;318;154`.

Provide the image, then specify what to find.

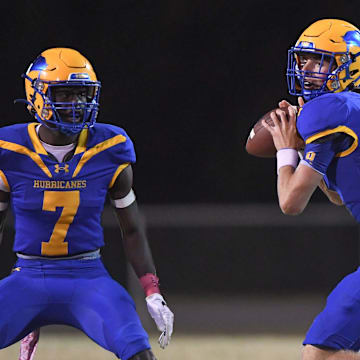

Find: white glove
145;293;174;349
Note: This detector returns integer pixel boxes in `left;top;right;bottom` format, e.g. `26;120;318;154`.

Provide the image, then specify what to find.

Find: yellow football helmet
21;48;101;134
287;19;360;100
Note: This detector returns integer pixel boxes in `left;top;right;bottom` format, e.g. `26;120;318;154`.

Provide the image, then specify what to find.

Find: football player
262;19;360;360
0;48;173;360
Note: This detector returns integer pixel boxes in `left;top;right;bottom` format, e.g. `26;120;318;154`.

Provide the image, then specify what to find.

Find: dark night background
1;0;358;204
1;0;360;301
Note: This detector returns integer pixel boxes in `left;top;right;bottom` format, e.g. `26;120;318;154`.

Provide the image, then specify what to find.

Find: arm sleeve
302;133;353;175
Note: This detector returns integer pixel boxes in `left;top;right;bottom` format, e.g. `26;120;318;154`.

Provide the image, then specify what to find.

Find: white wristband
111;189;136;208
276;148;298;174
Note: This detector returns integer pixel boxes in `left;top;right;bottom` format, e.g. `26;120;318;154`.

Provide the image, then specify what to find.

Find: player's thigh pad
0;266;48;348
68;260;150;360
304;266;360;350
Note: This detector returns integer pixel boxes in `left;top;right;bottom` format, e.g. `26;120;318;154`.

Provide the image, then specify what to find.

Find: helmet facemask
287;48;339;101
25;75;101;135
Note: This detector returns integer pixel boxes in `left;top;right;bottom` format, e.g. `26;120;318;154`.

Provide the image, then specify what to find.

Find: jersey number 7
41;190;80;256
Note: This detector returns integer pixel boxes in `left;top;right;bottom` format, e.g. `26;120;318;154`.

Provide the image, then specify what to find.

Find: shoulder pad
297;94;348;143
0;123;31;144
87;123;136;164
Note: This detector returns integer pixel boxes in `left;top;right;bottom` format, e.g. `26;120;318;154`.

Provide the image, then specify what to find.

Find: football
245;107;293;158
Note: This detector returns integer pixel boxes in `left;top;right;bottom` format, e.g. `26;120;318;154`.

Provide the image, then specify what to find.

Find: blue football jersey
297;92;360;221
0;122;135;256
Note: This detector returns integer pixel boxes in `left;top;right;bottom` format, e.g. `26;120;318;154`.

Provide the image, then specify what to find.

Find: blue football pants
304;266;360;350
0;257;150;360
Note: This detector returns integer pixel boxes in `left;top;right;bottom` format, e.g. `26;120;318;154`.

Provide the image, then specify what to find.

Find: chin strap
19;329;40;360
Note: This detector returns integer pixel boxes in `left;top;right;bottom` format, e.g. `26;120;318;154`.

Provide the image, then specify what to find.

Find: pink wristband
139;273;161;296
276;148;298;174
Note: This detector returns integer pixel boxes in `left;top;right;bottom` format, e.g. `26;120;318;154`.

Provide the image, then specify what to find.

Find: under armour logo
54;164;69;173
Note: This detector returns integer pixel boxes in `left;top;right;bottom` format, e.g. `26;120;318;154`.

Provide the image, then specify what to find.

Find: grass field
0;333;304;360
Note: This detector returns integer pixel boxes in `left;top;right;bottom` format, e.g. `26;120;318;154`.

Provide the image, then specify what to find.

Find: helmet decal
27;55;48;73
343;30;360;50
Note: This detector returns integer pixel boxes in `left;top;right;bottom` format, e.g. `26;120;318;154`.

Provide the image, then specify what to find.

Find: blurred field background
0;294;313;359
0;333;304;360
0;293;317;359
0;292;320;359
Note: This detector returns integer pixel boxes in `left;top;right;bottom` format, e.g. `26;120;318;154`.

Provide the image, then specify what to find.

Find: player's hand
278;97;304;111
262;106;302;151
145;293;174;349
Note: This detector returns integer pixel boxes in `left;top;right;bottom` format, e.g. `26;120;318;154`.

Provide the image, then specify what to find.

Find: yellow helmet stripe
72;134;127;178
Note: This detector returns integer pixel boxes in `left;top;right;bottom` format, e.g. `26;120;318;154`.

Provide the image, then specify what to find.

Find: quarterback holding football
261;18;360;360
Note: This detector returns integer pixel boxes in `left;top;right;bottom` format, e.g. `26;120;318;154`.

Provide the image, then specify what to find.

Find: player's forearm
122;230;156;277
113;201;156;277
277;166;313;215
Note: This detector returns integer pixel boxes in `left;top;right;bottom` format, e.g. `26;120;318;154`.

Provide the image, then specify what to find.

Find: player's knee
302;344;349;360
302;345;323;360
128;349;157;360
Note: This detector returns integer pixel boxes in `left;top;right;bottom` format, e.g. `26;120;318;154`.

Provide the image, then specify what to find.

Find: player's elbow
279;199;304;216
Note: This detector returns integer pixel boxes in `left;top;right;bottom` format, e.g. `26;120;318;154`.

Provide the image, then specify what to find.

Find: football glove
145;293;174;349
